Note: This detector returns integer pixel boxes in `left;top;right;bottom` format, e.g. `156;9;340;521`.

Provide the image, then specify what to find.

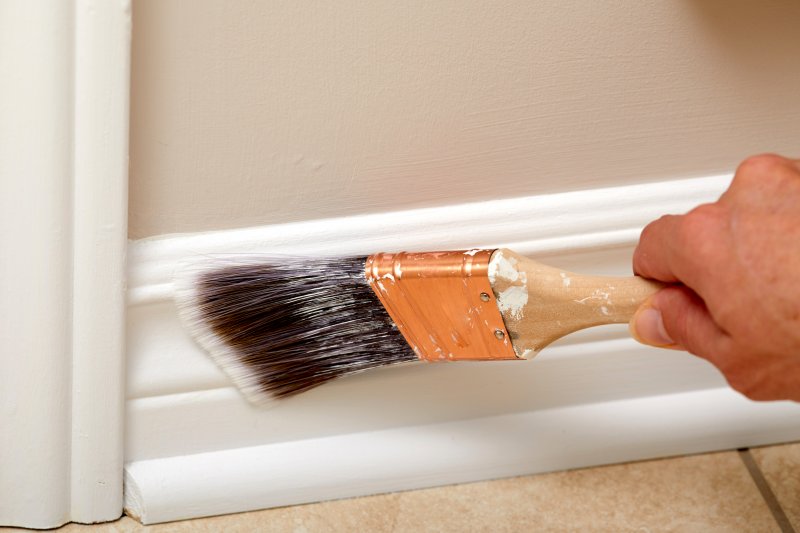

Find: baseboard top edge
126;174;732;294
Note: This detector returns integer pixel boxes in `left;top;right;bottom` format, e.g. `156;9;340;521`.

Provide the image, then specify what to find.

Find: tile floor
7;443;798;532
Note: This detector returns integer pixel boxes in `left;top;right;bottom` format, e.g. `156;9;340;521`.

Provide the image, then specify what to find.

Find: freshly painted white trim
126;174;732;404
125;337;730;462
126;173;732;303
0;1;130;529
125;173;800;524
124;387;800;524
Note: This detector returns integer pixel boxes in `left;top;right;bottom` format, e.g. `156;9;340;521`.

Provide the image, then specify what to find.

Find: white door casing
0;1;131;528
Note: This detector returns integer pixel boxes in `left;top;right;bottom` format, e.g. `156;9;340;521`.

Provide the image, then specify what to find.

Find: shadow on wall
684;0;800;73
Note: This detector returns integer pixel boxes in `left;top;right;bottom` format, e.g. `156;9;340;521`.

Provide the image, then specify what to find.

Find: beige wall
129;0;800;239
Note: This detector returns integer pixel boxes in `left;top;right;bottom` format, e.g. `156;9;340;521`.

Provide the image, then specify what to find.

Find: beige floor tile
12;495;402;533
751;442;800;529
135;493;403;533
391;451;778;533
7;451;779;533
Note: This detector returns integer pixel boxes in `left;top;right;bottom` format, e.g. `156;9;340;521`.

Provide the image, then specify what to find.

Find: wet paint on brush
175;256;415;403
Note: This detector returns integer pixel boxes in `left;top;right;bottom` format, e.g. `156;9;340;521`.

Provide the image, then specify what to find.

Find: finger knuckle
637;214;671;247
676;205;723;254
735;154;795;188
640;215;671;238
737;153;787;175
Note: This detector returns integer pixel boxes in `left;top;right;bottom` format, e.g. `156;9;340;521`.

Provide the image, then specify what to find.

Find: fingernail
631;307;674;347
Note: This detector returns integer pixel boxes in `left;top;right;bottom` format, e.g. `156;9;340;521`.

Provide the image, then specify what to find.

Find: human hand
630;154;800;401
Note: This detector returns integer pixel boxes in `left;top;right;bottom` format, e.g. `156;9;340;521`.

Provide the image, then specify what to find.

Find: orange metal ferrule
365;250;520;362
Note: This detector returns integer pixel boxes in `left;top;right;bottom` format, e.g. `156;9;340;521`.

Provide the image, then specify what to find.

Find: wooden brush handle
489;248;664;357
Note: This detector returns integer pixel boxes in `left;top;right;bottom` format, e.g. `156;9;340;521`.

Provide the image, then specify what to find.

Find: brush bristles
174;255;416;405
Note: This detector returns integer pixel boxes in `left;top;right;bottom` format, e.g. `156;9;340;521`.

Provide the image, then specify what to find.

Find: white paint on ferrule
488;250;519;284
489;250;529;320
496;285;528;320
515;347;535;359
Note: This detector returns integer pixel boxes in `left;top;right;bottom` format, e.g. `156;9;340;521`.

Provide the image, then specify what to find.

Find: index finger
632;214;683;283
633;204;729;296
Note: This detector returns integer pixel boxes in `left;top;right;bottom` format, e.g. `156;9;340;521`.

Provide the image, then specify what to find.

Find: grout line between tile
738;448;796;533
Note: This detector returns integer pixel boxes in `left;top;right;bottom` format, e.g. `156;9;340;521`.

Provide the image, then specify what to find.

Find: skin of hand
630;154;800;402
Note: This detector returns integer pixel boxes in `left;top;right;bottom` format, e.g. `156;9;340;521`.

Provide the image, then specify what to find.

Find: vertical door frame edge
71;0;132;525
0;0;131;528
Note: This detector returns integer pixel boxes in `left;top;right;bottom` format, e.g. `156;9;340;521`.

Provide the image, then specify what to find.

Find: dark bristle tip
193;256;416;400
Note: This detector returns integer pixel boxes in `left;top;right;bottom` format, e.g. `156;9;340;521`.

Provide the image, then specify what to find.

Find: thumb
629;286;731;361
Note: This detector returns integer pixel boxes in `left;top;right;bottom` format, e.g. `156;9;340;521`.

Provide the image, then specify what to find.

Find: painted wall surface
129;0;800;238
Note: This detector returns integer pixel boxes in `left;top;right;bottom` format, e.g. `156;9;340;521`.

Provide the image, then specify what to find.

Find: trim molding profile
125;174;800;524
0;1;131;528
125;388;800;524
127;174;732;304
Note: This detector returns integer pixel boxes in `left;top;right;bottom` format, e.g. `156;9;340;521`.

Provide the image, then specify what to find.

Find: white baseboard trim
126;174;732;305
124;387;800;524
124;173;800;524
124;337;729;462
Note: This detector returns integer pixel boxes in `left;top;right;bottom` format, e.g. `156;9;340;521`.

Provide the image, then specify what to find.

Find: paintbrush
175;249;662;405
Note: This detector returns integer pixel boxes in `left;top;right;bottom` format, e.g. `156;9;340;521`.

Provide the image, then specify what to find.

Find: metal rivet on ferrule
494;329;505;340
480;292;491;302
